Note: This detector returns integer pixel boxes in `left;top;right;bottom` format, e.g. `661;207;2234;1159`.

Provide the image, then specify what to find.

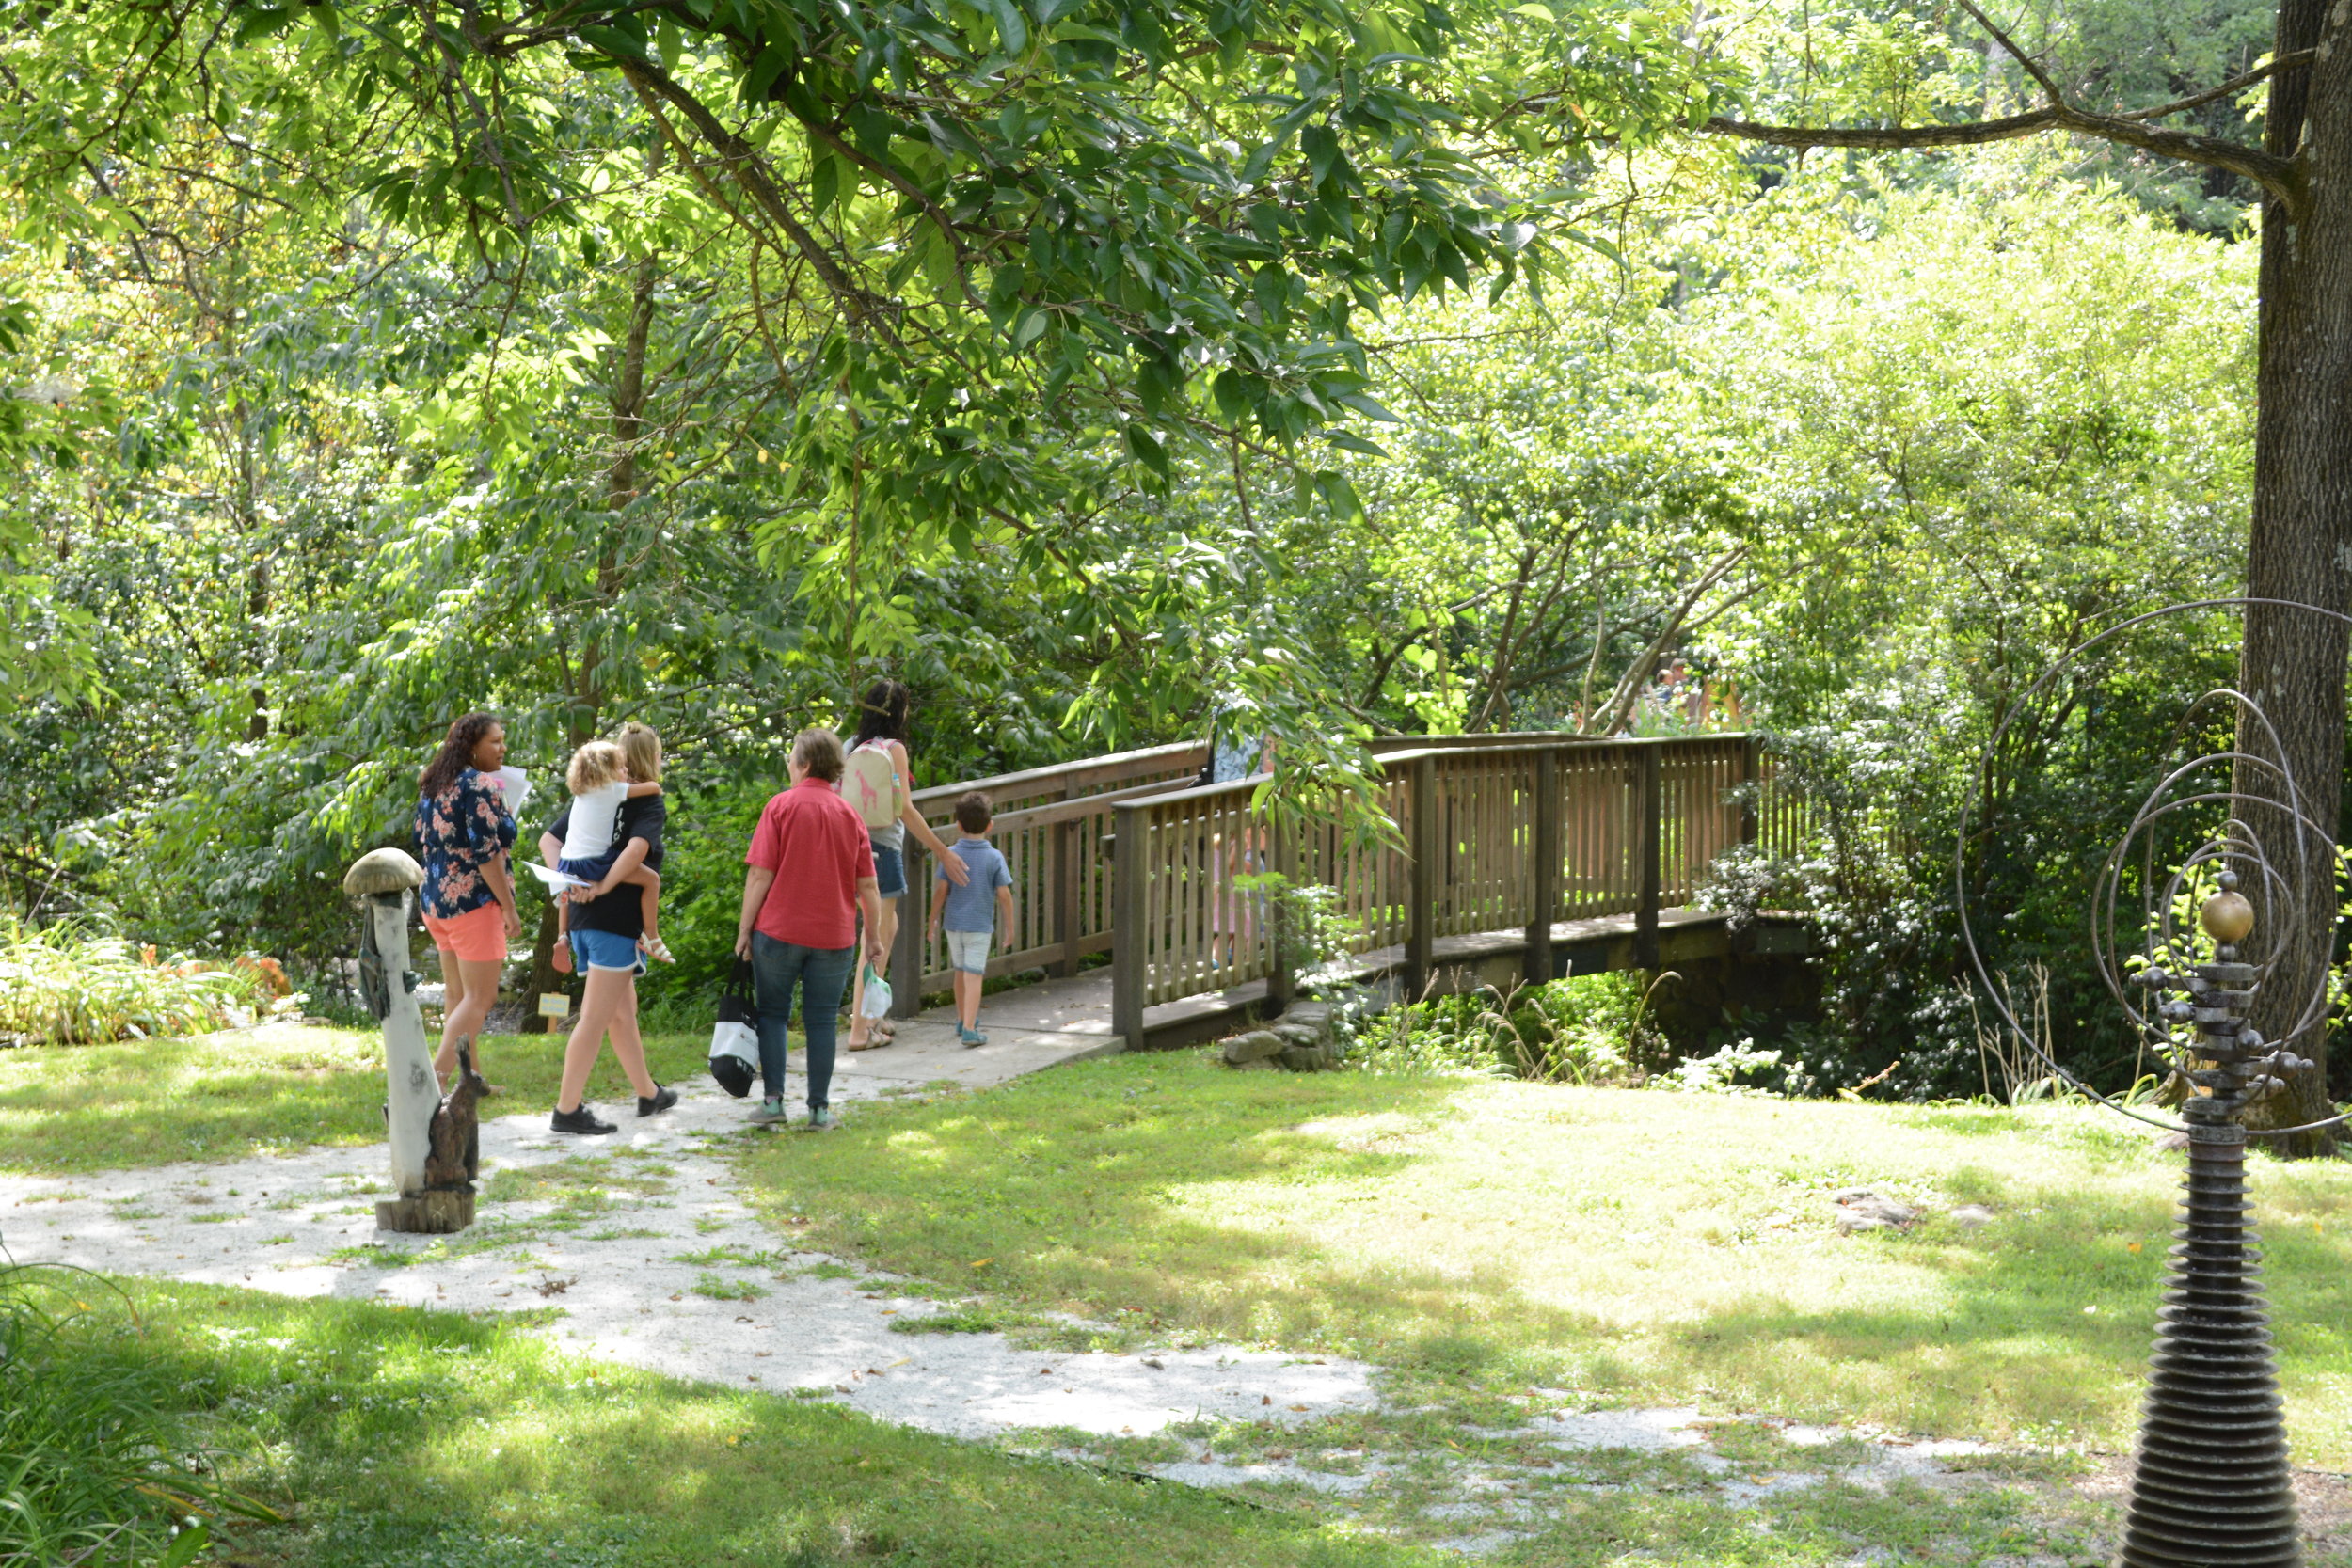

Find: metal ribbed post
2115;1117;2299;1567
2119;924;2301;1568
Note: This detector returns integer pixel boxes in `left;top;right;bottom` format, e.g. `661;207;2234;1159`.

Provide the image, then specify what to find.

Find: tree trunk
2237;0;2347;1156
526;261;660;1034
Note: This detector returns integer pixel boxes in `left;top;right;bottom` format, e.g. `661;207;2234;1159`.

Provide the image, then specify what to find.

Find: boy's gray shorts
945;930;991;975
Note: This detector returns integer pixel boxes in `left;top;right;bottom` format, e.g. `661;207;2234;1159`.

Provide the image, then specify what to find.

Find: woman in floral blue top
413;713;521;1088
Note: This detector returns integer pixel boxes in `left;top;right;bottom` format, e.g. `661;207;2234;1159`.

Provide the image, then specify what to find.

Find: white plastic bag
857;964;893;1020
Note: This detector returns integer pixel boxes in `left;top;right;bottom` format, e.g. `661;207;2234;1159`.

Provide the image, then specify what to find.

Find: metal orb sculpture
1957;602;2352;1568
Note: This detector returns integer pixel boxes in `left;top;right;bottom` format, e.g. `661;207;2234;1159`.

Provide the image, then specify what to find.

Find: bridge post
1406;752;1437;999
1266;816;1295;1015
1635;744;1661;969
1737;735;1759;847
1526;748;1559;986
890;841;926;1019
1052;784;1080;978
1111;800;1147;1050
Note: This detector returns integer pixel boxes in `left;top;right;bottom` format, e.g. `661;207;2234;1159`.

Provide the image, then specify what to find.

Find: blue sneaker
959;1025;987;1048
749;1098;789;1126
806;1105;835;1131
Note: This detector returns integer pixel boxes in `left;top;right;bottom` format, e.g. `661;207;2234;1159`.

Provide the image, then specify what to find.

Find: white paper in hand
490;764;532;816
521;862;592;893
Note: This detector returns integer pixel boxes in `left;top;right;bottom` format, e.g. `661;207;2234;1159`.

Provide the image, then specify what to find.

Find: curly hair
419;713;502;800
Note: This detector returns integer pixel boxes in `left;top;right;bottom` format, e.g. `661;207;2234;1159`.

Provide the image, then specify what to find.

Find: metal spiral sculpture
1956;600;2352;1568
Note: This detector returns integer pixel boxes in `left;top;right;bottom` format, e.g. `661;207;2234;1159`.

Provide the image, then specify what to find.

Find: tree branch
1708;0;2311;214
1952;0;2062;103
614;56;885;331
2118;50;2313;121
1705;104;2303;214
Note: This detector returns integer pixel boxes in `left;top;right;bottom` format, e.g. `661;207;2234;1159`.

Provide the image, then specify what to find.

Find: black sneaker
637;1085;677;1117
550;1102;617;1135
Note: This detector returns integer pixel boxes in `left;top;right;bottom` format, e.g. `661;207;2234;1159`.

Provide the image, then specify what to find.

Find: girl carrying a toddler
557;740;673;963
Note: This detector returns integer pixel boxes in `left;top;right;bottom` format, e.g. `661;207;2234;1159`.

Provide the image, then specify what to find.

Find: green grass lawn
0;1025;712;1174
734;1051;2352;1466
13;1274;2146;1568
29;1277;1450;1568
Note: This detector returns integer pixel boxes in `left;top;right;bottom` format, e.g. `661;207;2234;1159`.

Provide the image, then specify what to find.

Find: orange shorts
421;901;507;964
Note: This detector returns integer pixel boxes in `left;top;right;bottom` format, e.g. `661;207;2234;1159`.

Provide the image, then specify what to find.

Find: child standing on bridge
928;791;1014;1047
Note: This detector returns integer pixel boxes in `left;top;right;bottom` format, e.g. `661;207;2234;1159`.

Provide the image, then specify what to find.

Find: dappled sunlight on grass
0;1026;714;1174
737;1052;2352;1462
104;1281;1423;1567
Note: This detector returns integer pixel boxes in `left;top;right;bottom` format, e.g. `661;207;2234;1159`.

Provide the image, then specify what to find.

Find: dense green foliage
0;920;285;1048
1;0;2322;1096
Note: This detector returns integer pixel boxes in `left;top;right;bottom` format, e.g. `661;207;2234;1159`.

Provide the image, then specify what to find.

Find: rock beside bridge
1220;1003;1344;1071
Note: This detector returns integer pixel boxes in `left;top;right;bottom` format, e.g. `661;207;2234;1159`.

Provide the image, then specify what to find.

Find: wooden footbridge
883;733;1816;1052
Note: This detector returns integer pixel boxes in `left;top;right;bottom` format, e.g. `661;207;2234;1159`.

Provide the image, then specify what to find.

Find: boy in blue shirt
929;791;1014;1046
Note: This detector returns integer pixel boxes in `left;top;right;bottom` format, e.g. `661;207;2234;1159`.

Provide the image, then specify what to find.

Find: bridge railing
887;740;1206;1012
886;730;1821;1040
1106;734;1786;1045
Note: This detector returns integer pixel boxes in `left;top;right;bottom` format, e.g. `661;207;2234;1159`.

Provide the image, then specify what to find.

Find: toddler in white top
556;740;667;958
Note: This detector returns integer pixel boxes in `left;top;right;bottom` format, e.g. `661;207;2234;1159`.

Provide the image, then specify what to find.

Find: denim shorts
569;927;646;974
944;929;991;975
870;840;907;899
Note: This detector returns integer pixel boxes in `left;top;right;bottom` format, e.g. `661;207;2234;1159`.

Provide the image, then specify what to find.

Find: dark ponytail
851;679;911;747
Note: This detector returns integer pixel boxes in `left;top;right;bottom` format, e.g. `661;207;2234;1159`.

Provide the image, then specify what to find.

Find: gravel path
0;1069;1379;1441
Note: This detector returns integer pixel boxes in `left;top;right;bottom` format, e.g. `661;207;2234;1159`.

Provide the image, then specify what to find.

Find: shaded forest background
3;0;2335;1100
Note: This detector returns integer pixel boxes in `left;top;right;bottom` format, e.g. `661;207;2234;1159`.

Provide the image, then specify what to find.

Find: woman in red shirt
734;729;887;1130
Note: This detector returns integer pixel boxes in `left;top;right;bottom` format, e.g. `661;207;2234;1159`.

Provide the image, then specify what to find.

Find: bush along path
5;1067;2349;1562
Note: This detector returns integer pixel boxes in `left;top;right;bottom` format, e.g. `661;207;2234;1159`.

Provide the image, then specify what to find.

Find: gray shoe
806;1105;835;1131
749;1097;790;1126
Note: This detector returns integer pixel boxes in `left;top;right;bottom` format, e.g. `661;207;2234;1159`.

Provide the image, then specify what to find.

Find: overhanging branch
1707;1;2309;218
1705;103;2304;215
614;56;888;331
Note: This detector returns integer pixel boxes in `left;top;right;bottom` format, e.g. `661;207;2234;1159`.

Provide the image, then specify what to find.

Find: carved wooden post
891;838;925;1019
1526;747;1560;987
1406;752;1438;1000
1053;784;1081;978
1111;800;1148;1050
344;847;477;1235
1635;744;1662;969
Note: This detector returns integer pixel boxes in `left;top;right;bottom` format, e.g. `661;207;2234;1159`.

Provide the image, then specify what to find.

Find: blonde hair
791;727;845;783
565;740;627;796
614;721;661;784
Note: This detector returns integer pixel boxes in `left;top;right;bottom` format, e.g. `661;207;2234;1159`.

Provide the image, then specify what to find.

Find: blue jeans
749;932;854;1110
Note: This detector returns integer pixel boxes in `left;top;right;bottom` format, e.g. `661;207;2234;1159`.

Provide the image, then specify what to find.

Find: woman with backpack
841;678;969;1049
